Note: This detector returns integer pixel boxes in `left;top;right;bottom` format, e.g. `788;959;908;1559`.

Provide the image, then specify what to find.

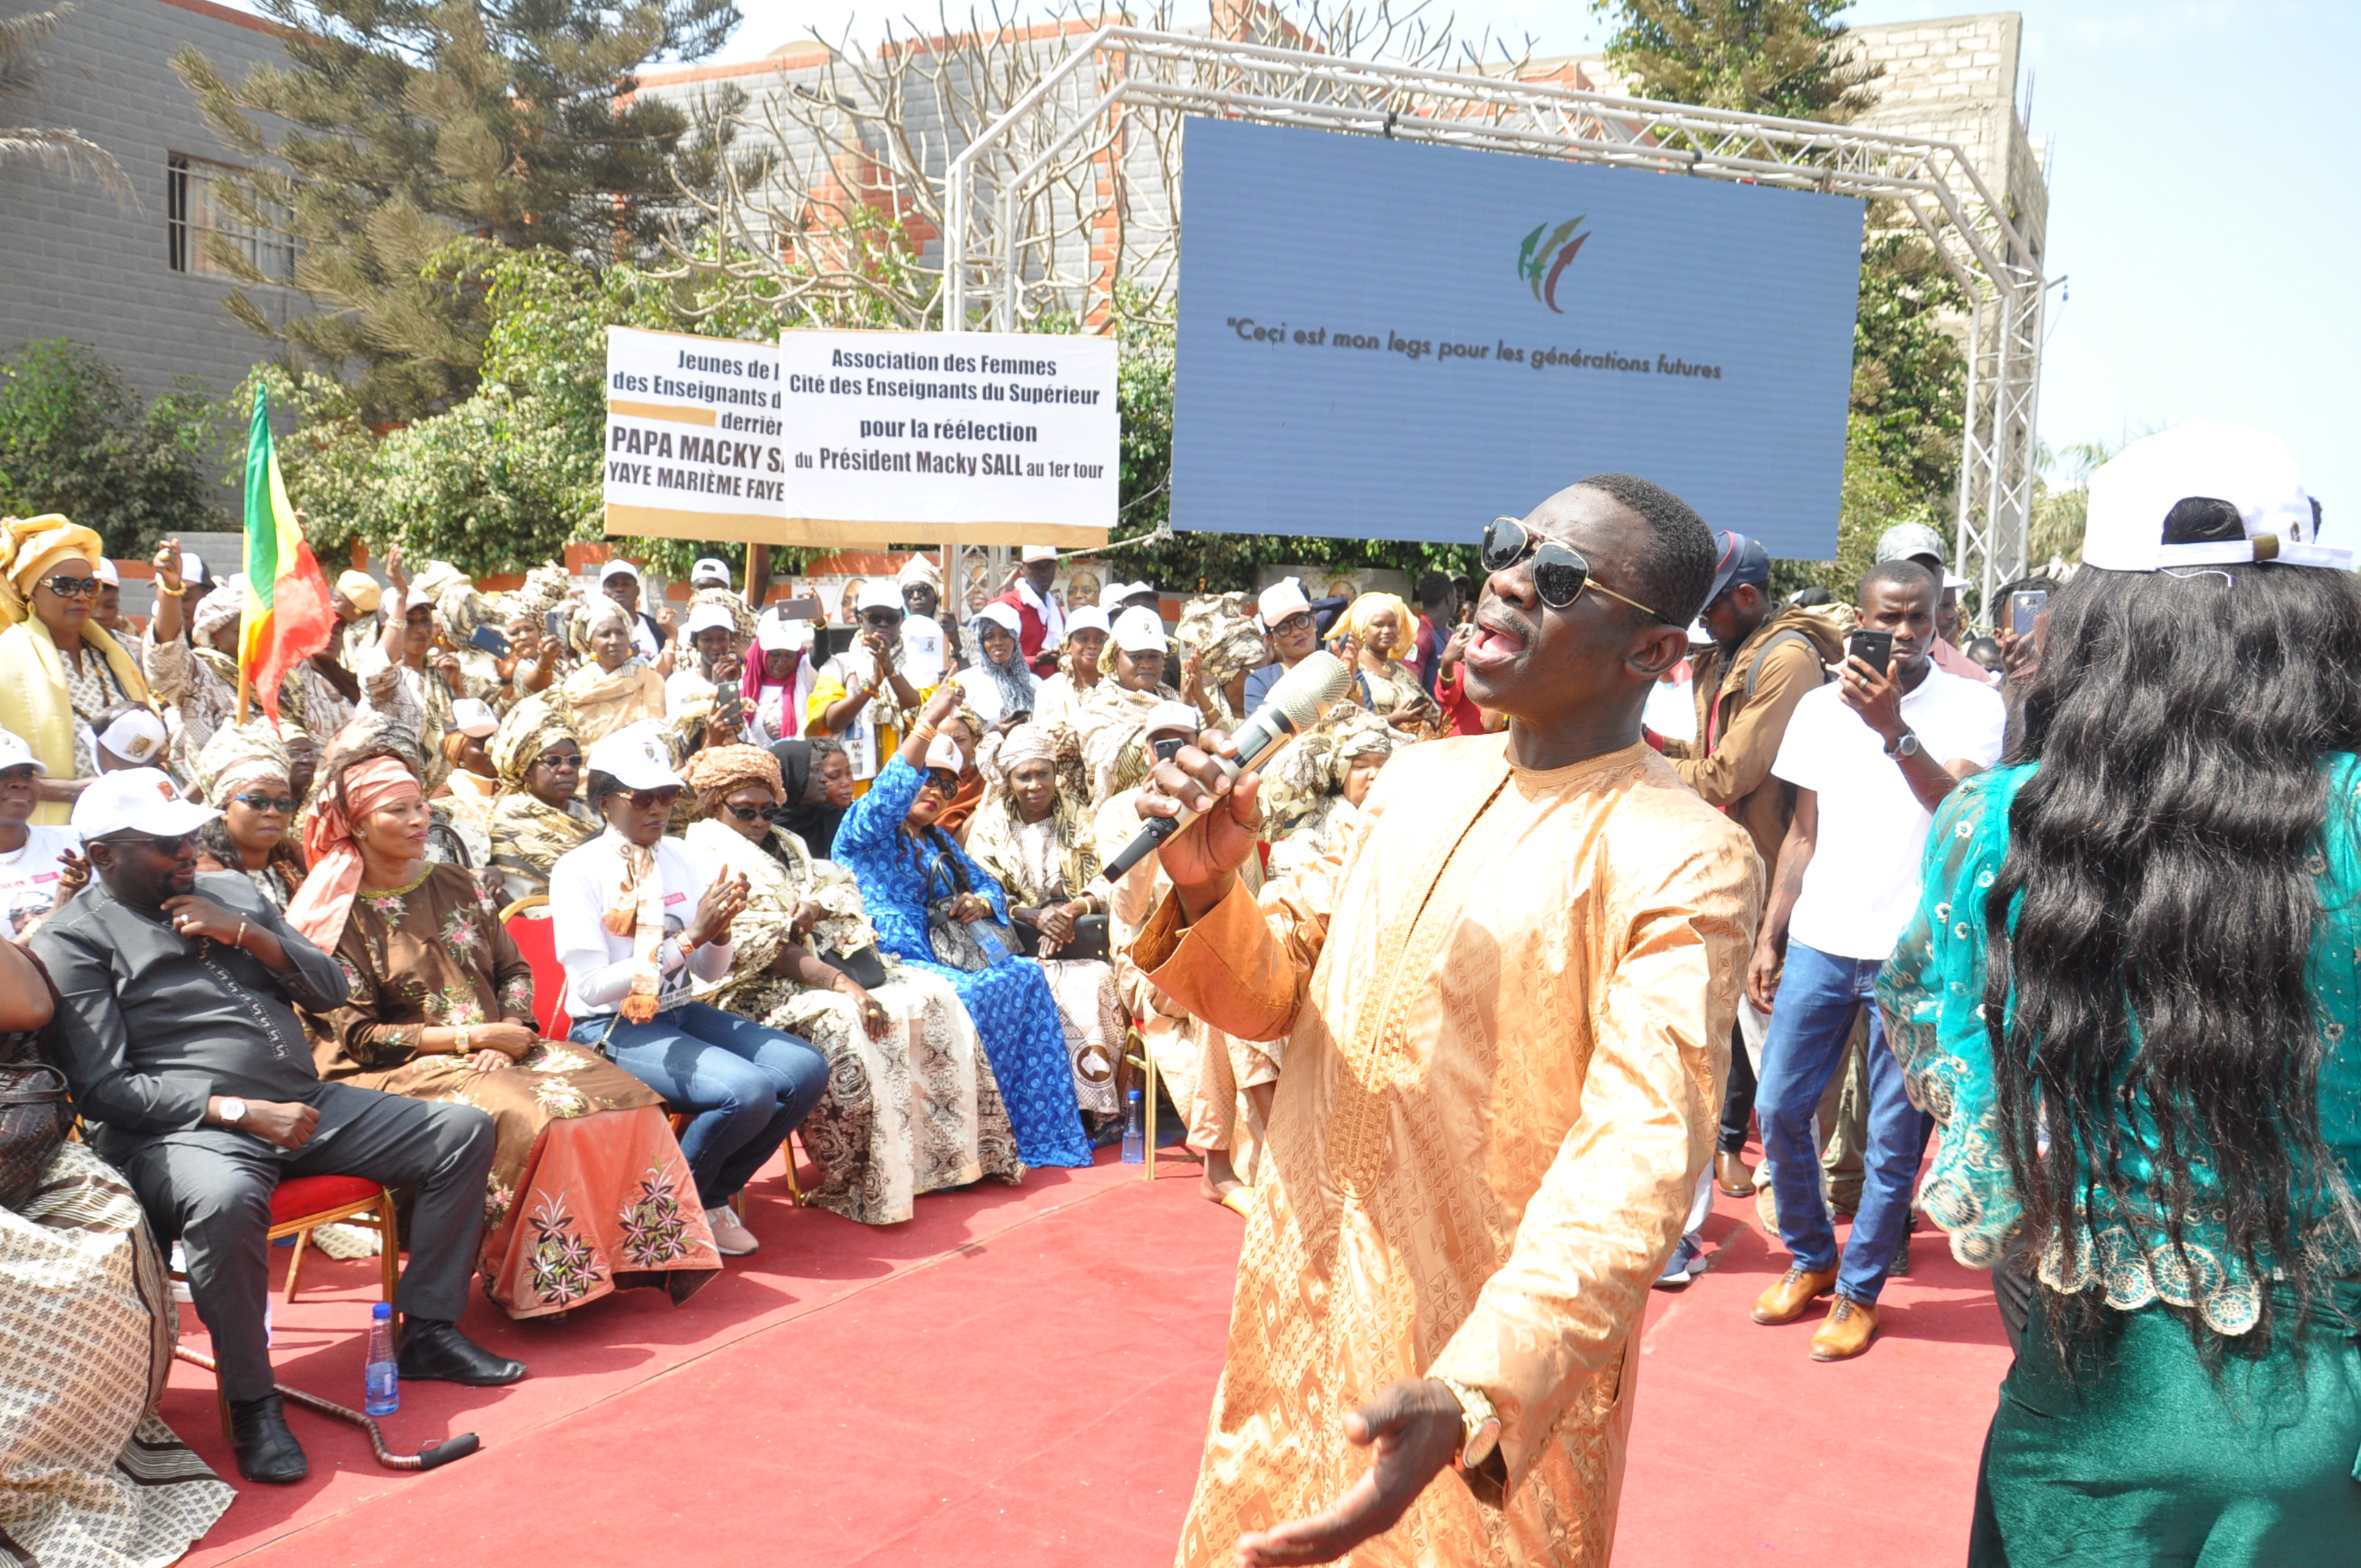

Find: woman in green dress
1880;424;2361;1566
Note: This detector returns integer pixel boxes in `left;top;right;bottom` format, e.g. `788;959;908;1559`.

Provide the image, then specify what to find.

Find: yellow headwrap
1332;590;1418;661
335;570;382;614
0;515;153;823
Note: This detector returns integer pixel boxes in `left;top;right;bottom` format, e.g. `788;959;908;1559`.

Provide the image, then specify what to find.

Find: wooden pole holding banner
747;543;772;612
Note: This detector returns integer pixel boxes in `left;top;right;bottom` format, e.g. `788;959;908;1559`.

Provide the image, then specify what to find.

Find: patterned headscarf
284;755;424;951
191;576;247;647
896;552;942;589
509;564;571;622
681;741;783;811
193;720;292;806
1263;705;1399;823
1172;592;1268;686
687;585;755;643
489;694;577;790
570;595;632;656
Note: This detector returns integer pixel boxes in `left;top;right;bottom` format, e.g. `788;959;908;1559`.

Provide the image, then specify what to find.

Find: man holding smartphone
1744;557;2006;1360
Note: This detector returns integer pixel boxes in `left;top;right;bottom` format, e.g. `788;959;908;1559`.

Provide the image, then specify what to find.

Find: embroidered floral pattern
532;1076;592;1119
617;1166;694;1266
525;1195;602;1307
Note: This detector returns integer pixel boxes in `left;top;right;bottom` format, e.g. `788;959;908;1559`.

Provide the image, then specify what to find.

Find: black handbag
819;943;888;990
0;1060;72;1211
1014;913;1110;962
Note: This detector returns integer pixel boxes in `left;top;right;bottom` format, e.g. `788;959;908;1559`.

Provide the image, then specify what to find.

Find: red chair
210;1172;400;1440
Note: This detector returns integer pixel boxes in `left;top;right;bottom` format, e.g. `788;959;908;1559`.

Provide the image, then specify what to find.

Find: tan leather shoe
1714;1150;1757;1197
1751;1266;1839;1324
1810;1296;1880;1360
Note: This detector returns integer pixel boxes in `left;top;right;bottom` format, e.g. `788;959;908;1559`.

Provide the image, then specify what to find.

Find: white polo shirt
0;825;79;939
1770;664;2006;962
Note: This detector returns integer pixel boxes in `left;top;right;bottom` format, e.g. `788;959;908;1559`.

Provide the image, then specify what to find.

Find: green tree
1595;0;1879;122
173;0;741;424
0;339;222;554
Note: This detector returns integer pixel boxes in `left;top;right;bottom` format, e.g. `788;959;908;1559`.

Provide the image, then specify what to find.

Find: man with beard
1132;474;1760;1567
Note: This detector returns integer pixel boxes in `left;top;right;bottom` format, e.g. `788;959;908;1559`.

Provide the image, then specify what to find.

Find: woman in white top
0;727;79;938
548;722;830;1256
952;602;1038;727
1028;605;1109;731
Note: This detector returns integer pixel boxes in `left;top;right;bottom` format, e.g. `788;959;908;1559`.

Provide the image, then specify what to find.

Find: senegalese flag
239;385;338;727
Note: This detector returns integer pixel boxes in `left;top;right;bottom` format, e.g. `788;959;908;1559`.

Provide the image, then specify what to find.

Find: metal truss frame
940;26;2045;597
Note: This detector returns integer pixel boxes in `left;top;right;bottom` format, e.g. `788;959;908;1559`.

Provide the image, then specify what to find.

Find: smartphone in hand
1846;628;1894;675
2009;589;2048;637
468;623;512;657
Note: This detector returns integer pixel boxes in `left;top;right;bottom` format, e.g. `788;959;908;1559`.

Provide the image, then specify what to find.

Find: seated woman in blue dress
832;686;1092;1169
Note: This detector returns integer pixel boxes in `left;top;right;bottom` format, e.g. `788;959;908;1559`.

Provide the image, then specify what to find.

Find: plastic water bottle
1120;1088;1146;1164
363;1302;399;1416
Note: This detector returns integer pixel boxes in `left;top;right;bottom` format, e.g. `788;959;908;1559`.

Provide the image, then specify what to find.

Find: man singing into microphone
1133;475;1760;1567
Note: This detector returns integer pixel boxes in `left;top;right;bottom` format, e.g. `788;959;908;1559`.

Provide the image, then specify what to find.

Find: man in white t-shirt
1746;558;2006;1360
0;727;81;937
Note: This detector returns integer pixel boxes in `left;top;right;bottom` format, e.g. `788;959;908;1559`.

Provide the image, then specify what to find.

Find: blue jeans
571;1001;829;1208
1756;940;1932;1305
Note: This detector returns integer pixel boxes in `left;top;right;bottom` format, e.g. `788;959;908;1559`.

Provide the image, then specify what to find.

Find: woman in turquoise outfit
1881;423;2361;1567
833;686;1092;1169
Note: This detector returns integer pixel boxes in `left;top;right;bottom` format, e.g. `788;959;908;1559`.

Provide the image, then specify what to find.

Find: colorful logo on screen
1517;217;1589;313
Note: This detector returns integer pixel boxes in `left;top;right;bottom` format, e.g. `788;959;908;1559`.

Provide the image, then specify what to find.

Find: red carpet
169;1142;2007;1566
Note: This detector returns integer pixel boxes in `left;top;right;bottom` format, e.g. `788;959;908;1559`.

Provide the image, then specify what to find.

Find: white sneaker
705;1205;759;1256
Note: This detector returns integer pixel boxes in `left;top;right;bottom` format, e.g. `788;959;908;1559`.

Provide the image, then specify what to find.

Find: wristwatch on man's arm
1882;728;1922;759
1435;1377;1502;1472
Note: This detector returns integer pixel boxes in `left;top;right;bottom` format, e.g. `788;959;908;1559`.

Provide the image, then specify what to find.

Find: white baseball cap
855;578;905;614
181;552;208;586
1142;700;1201;740
1111;606;1168;653
921;733;967;775
684;602;736;638
2081;421;2344;573
599;559;641;584
71;767;219;840
1020;545;1059;564
584;722;681;791
448;697;500;738
0;727;45;775
755;614;813;653
1258;578;1312;627
93;557;120;587
690;556;732;587
1065;605;1111;636
96;708;169;765
973;601;1023;637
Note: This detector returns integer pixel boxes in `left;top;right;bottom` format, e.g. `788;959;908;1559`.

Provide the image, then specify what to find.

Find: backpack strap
1742;628;1828;702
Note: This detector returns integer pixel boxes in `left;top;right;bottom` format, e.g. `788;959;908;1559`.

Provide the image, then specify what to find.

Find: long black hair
1989;509;2361;1352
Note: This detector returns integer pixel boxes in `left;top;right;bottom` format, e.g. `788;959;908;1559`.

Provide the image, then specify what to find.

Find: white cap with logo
690;556;732;587
0;727;46;776
1111;606;1168;653
755;614;813;653
71;768;219;840
855;578;905;614
96;708;170;765
1142;700;1202;740
2080;421;2344;573
449;697;500;738
1064;604;1111;637
921;733;967;775
684;602;737;638
585;722;682;792
1020;545;1059;564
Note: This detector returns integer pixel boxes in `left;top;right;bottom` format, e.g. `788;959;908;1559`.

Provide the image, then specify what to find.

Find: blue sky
712;1;2356;524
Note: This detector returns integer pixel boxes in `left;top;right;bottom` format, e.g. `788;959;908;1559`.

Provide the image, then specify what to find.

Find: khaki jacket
1665;606;1845;905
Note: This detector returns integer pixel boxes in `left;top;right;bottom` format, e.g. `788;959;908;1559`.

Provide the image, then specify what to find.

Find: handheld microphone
1100;650;1355;882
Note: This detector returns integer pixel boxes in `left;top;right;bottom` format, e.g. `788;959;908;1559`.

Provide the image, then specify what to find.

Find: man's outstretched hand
1233;1378;1465;1567
1139;732;1260;921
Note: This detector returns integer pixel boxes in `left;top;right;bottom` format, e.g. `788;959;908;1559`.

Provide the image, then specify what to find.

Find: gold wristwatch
1436;1378;1501;1471
454;1026;471;1056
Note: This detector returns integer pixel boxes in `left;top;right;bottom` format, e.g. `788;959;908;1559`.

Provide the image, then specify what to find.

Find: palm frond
0;123;135;203
0;4;73;79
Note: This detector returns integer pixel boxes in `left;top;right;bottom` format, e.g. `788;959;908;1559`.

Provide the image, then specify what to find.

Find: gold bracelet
233;919;248;950
157;580;189;598
908;720;938;746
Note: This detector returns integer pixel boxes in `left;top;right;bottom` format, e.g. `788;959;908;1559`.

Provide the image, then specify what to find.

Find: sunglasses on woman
38;573;104;598
1481;516;1668;622
532;752;579;772
723;802;768;823
625;785;681;810
233;793;300;814
862;609;904;627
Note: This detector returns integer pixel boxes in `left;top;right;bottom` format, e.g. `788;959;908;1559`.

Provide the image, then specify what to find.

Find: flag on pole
239;385;338;727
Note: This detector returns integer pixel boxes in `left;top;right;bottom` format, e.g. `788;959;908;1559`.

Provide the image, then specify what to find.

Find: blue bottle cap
372;1302;393;1318
1127;1088;1142;1101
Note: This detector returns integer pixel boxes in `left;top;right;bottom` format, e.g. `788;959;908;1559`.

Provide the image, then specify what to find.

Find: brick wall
0;0;295;403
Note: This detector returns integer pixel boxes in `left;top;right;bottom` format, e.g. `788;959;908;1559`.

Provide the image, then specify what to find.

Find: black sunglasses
862;609;904;626
233;793;299;814
533;751;580;772
626;785;682;810
39;573;105;598
1481;517;1668;622
724;802;768;823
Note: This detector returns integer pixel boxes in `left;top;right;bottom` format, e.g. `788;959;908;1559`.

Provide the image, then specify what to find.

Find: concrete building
0;0;295;403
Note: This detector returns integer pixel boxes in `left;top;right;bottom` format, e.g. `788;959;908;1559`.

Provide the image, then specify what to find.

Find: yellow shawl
0;512;153;824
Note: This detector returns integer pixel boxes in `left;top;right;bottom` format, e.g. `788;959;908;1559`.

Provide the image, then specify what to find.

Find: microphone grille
1269;650;1354;732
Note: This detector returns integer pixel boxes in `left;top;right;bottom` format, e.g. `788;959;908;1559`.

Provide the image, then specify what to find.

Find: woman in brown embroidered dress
289;749;719;1318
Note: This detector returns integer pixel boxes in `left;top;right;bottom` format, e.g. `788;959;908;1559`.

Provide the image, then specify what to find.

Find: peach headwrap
284;756;423;951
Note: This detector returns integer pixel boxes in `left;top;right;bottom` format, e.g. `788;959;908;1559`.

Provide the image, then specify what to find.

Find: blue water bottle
364;1301;400;1415
1120;1088;1146;1164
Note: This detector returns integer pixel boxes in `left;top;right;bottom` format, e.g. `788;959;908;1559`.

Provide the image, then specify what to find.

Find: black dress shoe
228;1393;309;1484
396;1319;527;1387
